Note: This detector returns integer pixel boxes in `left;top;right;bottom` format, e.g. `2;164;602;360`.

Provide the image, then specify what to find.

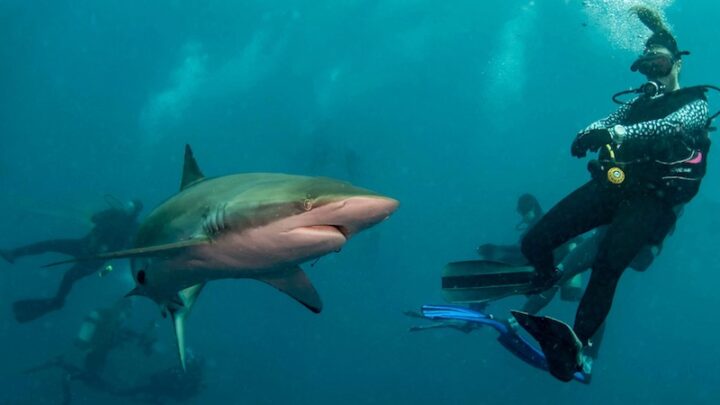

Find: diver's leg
521;181;613;287
585;321;606;360
521;229;606;313
13;262;101;323
4;238;86;262
53;262;102;304
573;197;676;344
558;228;605;280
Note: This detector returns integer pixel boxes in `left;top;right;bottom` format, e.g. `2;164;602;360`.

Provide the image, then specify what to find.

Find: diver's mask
630;51;675;77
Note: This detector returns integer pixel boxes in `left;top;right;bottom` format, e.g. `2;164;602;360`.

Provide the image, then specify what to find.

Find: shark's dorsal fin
180;144;205;191
42;238;210;268
169;282;206;371
256;266;323;313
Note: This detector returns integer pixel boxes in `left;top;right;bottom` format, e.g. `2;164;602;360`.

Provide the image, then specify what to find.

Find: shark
51;145;398;368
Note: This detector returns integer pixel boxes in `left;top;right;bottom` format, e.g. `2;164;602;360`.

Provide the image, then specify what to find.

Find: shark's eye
303;194;314;211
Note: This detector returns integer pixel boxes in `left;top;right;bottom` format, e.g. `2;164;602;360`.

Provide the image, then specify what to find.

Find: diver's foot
526;267;563;295
0;249;15;264
13;298;63;323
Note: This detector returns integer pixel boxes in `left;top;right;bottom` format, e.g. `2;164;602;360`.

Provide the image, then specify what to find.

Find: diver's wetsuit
6;206;141;322
521;87;710;346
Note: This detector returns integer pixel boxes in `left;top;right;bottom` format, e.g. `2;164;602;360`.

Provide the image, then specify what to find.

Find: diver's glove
571;129;613;158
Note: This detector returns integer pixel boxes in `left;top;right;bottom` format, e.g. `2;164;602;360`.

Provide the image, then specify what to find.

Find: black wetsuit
521;87;710;345
8;207;140;322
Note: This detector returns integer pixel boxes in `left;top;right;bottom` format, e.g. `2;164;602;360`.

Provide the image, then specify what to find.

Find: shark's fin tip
257;266;323;314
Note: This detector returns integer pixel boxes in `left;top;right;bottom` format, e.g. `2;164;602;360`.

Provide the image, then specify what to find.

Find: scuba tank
75;310;101;350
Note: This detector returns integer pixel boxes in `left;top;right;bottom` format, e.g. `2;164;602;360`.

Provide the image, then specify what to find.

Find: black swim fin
441;260;536;304
511;310;582;382
13;298;62;323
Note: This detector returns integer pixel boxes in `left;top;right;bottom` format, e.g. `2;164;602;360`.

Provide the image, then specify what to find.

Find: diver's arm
581;103;632;132
619;99;709;142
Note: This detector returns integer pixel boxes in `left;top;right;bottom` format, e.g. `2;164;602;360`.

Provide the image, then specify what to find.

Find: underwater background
1;0;720;403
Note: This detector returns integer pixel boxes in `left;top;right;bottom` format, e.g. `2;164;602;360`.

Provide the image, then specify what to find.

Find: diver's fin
511;311;581;382
180;144;205;190
13;298;62;323
441;260;535;304
169;283;205;371
42;238;210;268
256;266;323;313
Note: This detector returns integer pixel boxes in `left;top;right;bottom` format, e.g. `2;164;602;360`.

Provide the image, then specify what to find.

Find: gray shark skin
52;145;398;368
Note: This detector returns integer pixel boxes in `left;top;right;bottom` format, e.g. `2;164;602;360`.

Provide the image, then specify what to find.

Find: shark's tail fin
13;298;62;323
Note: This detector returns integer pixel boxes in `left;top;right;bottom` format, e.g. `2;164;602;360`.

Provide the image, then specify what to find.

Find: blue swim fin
421;305;589;384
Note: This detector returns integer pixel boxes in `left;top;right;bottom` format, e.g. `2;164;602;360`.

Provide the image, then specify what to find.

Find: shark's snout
279;195;398;261
325;196;399;237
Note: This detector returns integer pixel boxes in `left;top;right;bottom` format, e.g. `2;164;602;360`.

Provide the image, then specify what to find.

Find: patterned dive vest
592;86;711;204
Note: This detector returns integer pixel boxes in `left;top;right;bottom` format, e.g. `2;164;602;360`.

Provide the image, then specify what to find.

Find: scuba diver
442;6;715;382
513;7;713;381
25;298;158;402
0;197;143;322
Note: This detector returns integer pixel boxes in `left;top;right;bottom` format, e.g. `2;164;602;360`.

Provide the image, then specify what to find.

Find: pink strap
688;151;704;164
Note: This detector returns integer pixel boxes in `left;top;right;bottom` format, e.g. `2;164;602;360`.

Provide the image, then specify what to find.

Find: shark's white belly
142;223;347;293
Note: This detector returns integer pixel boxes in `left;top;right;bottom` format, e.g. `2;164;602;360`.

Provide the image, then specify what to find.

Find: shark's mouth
296;225;350;239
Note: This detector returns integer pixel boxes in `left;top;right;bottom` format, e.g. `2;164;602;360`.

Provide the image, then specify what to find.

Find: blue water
1;1;720;403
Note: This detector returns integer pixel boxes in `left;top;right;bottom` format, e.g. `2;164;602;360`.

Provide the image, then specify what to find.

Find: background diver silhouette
1;197;143;322
24;298;202;404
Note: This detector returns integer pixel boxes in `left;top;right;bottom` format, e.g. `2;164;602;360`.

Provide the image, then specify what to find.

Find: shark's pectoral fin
42;238;210;268
257;266;323;314
169;282;206;371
